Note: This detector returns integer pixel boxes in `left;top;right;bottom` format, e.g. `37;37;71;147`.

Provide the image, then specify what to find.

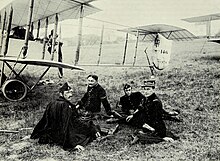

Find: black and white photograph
0;0;219;160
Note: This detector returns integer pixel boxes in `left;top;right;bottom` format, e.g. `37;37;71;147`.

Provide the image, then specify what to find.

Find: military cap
123;83;131;90
141;79;155;88
59;82;71;92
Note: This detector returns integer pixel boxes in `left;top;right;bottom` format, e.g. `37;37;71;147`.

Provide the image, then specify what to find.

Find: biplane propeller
0;0;100;101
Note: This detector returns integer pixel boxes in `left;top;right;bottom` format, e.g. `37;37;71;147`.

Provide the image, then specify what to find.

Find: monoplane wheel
2;79;28;101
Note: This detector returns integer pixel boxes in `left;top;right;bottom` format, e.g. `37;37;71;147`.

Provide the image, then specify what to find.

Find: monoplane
0;0;100;101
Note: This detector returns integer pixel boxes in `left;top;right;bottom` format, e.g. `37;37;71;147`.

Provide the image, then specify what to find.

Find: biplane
76;24;196;74
119;24;197;75
0;0;100;101
182;13;220;44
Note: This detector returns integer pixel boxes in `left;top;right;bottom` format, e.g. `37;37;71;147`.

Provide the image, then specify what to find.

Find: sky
88;0;220;35
63;0;220;38
1;0;220;38
90;0;219;26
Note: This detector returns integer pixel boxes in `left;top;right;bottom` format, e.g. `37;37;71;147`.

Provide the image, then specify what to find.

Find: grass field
0;39;220;161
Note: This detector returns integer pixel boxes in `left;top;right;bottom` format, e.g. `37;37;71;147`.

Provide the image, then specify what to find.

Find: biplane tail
182;13;220;23
182;13;220;44
119;24;197;75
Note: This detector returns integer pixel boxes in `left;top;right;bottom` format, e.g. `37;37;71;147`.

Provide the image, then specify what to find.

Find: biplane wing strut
0;0;101;61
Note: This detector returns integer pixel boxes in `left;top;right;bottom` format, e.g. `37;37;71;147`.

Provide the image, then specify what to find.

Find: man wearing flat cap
31;82;101;151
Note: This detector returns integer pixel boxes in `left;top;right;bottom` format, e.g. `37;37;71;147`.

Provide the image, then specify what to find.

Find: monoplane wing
0;57;84;70
119;24;197;41
182;13;220;23
0;0;100;28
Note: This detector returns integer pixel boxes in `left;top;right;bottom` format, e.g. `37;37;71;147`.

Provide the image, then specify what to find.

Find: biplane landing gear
2;79;28;101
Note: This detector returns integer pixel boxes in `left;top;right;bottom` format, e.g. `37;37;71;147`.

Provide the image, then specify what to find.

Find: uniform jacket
119;92;145;115
79;84;111;115
143;93;167;137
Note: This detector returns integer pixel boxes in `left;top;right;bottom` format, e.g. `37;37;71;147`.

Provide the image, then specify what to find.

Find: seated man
76;75;112;118
109;83;146;127
108;83;179;126
119;84;145;117
31;82;101;151
131;79;179;144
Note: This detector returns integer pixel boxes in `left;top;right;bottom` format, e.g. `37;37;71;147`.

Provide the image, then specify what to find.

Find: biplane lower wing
0;57;83;101
0;57;84;70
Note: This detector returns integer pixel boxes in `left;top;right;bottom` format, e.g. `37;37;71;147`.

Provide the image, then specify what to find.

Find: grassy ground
0;39;220;160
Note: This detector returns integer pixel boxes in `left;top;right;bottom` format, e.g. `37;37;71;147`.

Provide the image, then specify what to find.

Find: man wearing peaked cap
130;78;180;144
141;80;155;88
31;82;101;151
59;82;71;92
58;82;73;101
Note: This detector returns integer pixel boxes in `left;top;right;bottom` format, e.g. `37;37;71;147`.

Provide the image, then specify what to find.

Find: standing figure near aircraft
47;29;57;54
47;29;63;77
31;82;101;151
76;74;112;118
154;34;160;48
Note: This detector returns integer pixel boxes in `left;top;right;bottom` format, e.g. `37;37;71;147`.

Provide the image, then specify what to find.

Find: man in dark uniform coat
76;75;112;117
141;81;167;138
131;79;179;144
31;82;101;150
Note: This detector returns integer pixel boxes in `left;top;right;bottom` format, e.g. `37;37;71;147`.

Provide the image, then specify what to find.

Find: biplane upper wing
182;13;220;23
0;57;84;70
0;0;100;28
119;24;197;41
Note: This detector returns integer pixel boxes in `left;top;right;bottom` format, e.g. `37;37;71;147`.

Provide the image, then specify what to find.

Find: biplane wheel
2;79;28;101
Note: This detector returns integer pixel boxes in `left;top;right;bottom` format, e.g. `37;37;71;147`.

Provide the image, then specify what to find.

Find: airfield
0;38;219;160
